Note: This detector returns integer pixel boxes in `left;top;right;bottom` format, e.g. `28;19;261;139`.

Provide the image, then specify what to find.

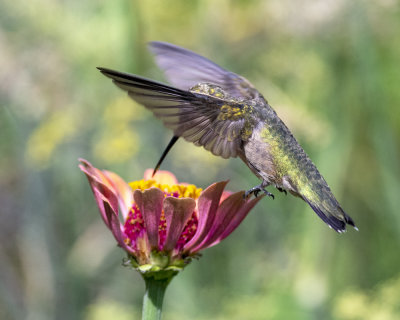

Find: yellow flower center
129;179;202;199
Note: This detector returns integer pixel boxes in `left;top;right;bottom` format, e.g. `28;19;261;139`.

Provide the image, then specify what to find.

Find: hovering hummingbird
98;41;357;233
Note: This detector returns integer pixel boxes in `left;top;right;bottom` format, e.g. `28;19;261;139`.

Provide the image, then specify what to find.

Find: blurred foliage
334;275;400;320
1;0;400;319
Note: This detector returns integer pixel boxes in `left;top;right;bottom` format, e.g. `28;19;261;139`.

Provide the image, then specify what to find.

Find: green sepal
122;251;195;280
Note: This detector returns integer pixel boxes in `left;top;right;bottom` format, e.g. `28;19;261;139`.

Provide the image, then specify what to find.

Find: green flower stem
142;276;171;320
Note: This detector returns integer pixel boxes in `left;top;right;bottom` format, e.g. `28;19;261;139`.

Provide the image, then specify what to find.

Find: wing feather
98;67;248;158
149;41;263;100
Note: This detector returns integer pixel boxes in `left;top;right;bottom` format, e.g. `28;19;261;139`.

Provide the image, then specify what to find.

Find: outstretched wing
98;67;248;159
149;41;263;100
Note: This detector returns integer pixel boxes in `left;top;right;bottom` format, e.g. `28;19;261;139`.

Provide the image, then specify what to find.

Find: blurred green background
1;0;400;319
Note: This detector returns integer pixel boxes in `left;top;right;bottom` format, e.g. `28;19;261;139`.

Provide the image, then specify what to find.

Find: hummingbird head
190;83;226;99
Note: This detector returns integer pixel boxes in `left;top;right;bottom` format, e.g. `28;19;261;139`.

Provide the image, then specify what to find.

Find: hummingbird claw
262;189;275;199
277;187;287;195
244;185;275;199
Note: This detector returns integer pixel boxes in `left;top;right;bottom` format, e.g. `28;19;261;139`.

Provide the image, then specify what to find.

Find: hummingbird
98;41;357;233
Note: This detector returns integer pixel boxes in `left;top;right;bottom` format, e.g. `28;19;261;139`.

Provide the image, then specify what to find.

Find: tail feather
303;198;357;233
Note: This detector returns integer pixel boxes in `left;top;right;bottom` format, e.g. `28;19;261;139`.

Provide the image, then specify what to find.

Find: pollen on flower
129;179;156;191
158;210;167;250
129;179;202;199
124;204;145;248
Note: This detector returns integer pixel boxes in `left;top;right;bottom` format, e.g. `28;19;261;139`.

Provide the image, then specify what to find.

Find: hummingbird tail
303;198;357;233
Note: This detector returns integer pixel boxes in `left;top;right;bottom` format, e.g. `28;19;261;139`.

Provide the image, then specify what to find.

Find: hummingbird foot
244;185;275;199
277;187;287;195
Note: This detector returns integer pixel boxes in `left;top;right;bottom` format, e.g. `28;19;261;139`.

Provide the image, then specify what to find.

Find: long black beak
152;135;180;177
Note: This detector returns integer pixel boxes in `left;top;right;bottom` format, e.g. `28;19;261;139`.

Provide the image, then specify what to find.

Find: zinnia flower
79;159;263;278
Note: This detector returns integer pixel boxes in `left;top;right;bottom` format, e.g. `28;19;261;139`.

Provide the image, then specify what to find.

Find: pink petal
90;187;114;228
103;170;133;221
208;194;263;248
79;159;115;191
220;190;233;203
79;160;119;226
144;169;178;185
183;181;228;252
191;192;263;252
96;188;136;256
133;188;164;249
162;197;196;252
80;163;135;255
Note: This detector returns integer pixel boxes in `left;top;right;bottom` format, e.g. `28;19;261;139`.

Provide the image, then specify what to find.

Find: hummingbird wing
98;67;248;159
149;41;263;100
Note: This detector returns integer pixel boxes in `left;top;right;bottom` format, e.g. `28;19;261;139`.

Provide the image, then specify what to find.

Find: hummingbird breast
240;121;277;185
241;104;319;195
